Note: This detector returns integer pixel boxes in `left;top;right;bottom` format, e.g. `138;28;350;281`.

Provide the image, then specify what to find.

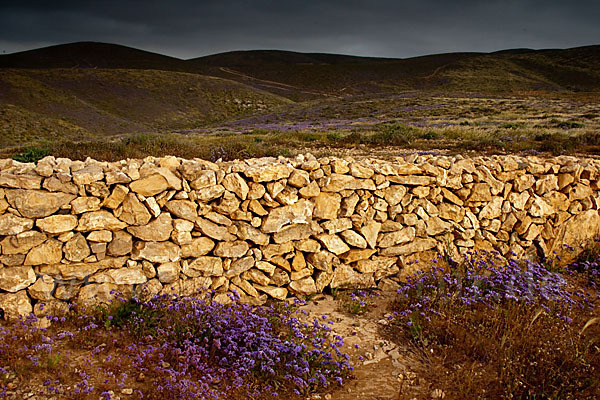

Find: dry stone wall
1;153;600;320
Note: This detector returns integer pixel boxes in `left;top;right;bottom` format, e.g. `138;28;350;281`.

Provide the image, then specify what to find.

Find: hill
0;67;291;148
1;42;599;152
190;46;600;98
0;42;188;71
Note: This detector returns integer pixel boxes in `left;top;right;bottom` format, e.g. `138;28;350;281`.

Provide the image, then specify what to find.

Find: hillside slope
0;68;291;147
190;46;600;97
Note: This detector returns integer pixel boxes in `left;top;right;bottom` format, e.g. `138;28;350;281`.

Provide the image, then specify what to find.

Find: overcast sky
1;0;599;59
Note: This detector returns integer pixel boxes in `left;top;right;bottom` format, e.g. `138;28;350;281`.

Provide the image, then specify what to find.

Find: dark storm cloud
1;0;599;58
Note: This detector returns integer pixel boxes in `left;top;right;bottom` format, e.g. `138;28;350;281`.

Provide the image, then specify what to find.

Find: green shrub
12;147;50;163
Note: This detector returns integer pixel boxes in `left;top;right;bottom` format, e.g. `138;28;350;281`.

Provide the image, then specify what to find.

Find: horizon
1;0;599;59
2;40;599;61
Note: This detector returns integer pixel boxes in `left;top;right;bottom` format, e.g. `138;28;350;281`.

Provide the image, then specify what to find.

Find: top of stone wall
1;152;599;190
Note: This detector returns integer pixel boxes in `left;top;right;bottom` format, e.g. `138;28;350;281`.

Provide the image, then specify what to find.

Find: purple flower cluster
117;292;352;398
394;250;589;326
343;290;380;314
0;292;351;399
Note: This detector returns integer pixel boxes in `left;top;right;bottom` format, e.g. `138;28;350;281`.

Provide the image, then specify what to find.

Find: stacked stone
0;153;599;320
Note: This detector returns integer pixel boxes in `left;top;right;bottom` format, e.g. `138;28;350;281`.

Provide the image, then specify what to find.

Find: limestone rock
0;291;32;320
214;241;250;258
355;257;397;273
299;181;320;198
129;173;169;196
72;165;104;185
289;277;317;295
71;196;101;214
307;250;336;271
107;231;133;256
535;175;559;195
339;230;368;248
1;231;46;254
273;223;313;243
509;191;530;211
187;257;223;276
384;185;408;206
262;242;294;259
103;185;129;209
132;241;181;263
570;184;593;201
64;233;91;261
388;175;434;186
188;170;217;190
316;234;350;255
90;267;147;285
181;237;215;258
551;210;600;254
313;192;341;220
24;239;62;265
0;214;34;236
118;193;152;226
529;197;555;218
222;173;249;200
479;197;504;220
128;213;173;241
27;275;55;300
321;174;376;192
77;283;121;307
340;248;377;263
379;238;437;256
360;220;381;249
156;262;180;283
36;215;78;234
225;256;255;277
5;189;75;218
87;230;112;242
514;175;535;192
288;169;310;188
165;200;197;221
293;239;320;253
235;222;270;245
244;162;293;182
321;218;353;234
438;203;465;222
330;264;374;289
468;183;492;202
196;217;236;241
0;266;36;292
254;285;288;300
262;199;313;232
378;227;416;248
0;172;42;190
349;163;374;179
77;211;128;231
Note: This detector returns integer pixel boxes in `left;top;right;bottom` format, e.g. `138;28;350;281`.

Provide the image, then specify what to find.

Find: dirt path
298;281;432;400
219;67;340;98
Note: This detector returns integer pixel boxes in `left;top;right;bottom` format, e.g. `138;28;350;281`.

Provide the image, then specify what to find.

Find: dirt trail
299;282;432;400
219;67;340;98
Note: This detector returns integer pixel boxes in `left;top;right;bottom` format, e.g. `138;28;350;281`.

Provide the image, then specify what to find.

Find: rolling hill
0;42;598;150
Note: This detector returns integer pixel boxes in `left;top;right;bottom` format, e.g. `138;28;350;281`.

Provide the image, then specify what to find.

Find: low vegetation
0;292;351;399
390;249;600;399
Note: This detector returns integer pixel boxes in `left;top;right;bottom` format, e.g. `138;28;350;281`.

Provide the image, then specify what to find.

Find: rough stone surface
0;290;32;320
36;215;78;233
127;213;173;241
1;231;46;255
129;174;169;196
0;214;34;236
0;266;36;292
0;153;599;310
5;189;75;218
77;211;128;231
